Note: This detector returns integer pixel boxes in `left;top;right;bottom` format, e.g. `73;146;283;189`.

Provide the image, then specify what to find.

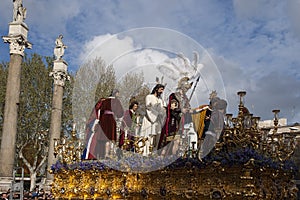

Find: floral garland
51;147;298;174
167;147;298;173
51;154;178;174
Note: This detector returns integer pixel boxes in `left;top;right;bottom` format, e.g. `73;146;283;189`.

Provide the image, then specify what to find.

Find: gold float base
51;161;298;200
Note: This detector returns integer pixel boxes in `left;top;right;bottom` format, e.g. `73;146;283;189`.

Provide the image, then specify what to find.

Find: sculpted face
181;81;192;93
177;77;192;93
170;101;178;110
132;104;138;112
157;87;164;97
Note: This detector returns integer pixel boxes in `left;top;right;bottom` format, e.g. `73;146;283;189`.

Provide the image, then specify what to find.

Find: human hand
182;108;189;113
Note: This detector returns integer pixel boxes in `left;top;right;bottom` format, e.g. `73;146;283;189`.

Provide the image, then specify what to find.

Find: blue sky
1;0;300;124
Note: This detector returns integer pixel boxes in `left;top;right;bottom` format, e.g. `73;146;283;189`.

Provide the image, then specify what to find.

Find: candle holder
237;91;246;117
272;109;280;134
225;114;233;128
53;123;83;164
215;92;298;163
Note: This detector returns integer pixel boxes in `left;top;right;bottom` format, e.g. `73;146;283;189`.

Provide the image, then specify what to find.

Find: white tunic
140;94;166;155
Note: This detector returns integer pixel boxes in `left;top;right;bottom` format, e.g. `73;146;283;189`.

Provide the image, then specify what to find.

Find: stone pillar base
8;22;28;38
53;60;68;72
43;179;53;193
0;177;12;192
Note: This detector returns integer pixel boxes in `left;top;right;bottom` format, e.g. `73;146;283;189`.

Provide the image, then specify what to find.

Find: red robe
83;97;123;159
158;93;181;151
98;97;124;141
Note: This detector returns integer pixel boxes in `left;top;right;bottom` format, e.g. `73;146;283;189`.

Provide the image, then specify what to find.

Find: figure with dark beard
140;84;166;156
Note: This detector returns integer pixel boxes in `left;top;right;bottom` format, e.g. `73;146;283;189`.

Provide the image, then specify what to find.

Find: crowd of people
83;76;227;159
1;186;52;200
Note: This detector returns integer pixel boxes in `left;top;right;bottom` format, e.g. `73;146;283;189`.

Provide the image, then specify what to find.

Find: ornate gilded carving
50;163;298;199
50;91;299;199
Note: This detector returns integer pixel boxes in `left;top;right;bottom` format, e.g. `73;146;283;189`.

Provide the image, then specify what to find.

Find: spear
189;75;200;101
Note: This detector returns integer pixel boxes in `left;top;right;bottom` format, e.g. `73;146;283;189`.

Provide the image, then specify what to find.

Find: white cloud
211;51;300;124
78;30;228;108
79;33;134;66
78;32;169;83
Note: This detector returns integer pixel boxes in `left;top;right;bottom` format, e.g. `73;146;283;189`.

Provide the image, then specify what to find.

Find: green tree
14;54;73;191
16;54;53;190
133;84;151;116
117;72;144;109
95;64;116;101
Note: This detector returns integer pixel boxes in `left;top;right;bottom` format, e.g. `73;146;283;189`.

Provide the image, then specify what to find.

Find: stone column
46;36;69;183
0;20;31;190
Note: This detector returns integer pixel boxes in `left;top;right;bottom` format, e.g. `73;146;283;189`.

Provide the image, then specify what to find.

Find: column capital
49;71;70;87
3;34;32;56
50;60;69;86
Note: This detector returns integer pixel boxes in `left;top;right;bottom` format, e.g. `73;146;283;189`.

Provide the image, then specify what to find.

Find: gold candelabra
259;109;297;162
53;124;83;165
122;135;148;154
217;91;298;163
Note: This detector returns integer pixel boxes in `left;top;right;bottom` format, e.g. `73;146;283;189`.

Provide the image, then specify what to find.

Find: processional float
50;91;299;200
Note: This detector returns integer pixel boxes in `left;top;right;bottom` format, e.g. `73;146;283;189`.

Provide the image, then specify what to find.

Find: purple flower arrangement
51;147;298;174
51;160;107;173
51;154;178;174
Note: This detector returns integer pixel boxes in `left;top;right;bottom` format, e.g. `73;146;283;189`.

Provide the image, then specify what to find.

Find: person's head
2;193;8;199
177;77;192;93
210;97;220;109
216;99;227;113
170;99;178;110
151;84;165;97
109;89;120;98
129;101;139;111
